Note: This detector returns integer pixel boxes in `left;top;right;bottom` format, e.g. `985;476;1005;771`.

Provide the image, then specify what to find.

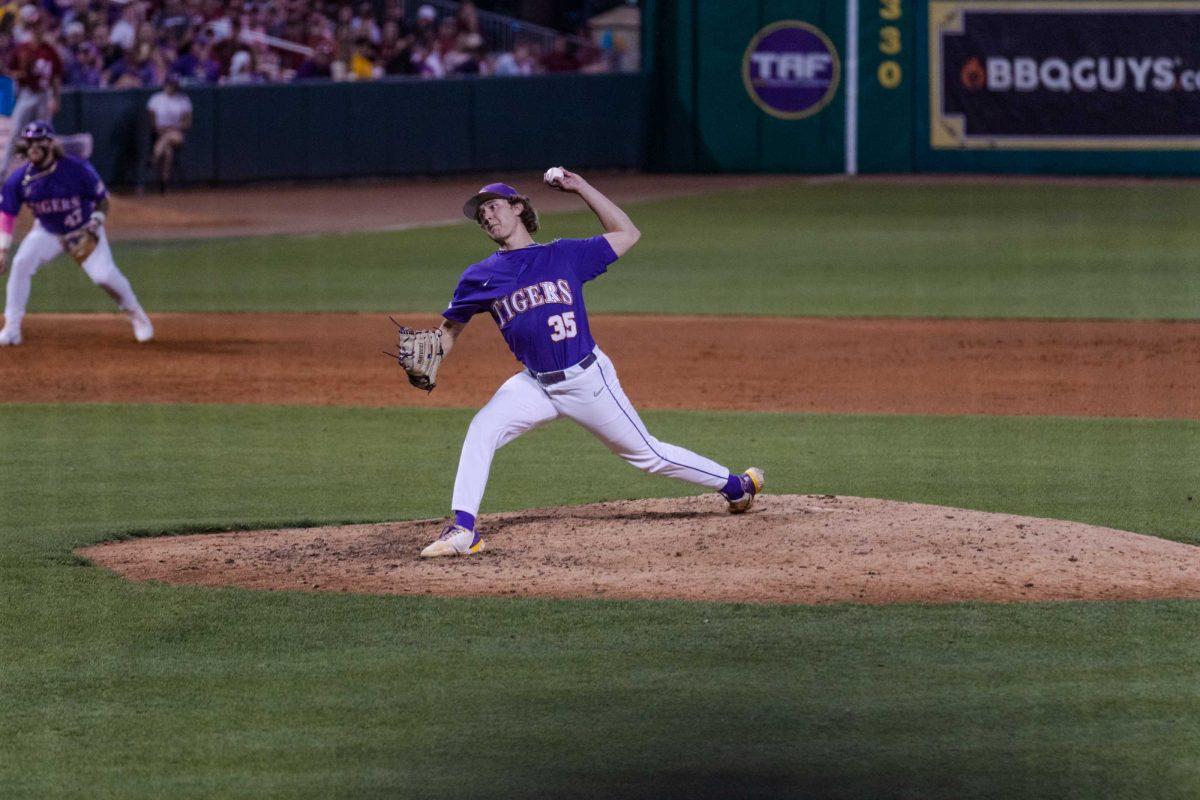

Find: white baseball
544;166;565;187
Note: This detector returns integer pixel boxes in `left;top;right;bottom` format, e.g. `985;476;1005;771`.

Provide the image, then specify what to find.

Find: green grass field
3;182;1200;798
21;180;1200;318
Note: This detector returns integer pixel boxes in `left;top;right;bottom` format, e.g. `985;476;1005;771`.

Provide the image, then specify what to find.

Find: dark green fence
643;0;847;173
54;73;647;186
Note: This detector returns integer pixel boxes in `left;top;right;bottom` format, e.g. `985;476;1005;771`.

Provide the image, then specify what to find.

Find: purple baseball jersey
1;156;108;235
443;236;619;372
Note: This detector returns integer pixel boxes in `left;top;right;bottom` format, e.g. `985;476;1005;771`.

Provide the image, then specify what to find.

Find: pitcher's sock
720;473;744;500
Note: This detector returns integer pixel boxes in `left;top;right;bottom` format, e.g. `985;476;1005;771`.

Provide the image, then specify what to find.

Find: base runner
0;121;152;346
395;168;764;557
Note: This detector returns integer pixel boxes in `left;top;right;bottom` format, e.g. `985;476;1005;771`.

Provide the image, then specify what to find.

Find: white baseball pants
452;348;731;516
4;220;148;331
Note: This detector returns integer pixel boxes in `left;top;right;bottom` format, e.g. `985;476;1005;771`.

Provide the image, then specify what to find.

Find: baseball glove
392;322;444;392
61;226;99;264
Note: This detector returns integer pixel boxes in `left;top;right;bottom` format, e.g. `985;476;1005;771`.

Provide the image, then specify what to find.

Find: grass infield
2;404;1199;798
17;180;1200;318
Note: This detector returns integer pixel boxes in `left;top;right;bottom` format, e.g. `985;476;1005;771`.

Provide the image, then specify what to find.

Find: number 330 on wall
878;0;902;89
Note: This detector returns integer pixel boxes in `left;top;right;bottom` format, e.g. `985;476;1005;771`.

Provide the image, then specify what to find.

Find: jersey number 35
547;312;577;342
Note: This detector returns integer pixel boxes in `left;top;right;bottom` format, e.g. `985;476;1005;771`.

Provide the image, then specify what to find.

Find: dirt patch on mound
79;495;1200;605
3;313;1200;418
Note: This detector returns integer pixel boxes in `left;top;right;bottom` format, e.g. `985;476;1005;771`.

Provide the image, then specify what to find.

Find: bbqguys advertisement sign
930;1;1200;149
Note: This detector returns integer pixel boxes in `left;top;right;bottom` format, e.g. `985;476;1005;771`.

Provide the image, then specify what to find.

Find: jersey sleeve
79;160;108;202
0;170;24;216
442;272;493;323
560;236;619;283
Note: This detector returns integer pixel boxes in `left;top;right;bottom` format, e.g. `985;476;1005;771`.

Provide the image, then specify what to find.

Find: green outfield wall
644;0;1200;176
55;74;647;187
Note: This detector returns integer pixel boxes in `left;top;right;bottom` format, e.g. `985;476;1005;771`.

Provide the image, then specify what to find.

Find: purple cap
462;182;522;220
22;120;55;140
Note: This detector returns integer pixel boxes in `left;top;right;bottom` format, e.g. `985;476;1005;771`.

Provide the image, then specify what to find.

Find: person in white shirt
145;75;192;191
108;4;138;51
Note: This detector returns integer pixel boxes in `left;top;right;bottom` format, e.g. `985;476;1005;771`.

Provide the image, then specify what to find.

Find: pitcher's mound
79;495;1200;605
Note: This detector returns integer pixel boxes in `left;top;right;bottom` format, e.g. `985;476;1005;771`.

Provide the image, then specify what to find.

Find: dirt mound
79;495;1200;605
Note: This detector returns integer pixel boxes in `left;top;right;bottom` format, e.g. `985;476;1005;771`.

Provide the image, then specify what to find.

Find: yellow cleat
420;524;485;557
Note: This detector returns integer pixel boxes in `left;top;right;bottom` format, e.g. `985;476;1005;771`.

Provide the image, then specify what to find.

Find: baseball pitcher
396;168;764;557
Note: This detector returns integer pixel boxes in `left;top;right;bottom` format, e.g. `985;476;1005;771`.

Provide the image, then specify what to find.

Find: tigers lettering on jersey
491;279;574;327
443;236;618;372
28;196;81;215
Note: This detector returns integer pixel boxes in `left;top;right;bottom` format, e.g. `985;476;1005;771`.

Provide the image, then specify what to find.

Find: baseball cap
462;182;523;220
22;120;55;140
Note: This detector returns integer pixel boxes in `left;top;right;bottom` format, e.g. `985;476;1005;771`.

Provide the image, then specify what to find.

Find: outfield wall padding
643;0;849;173
643;0;1200;176
54;74;647;186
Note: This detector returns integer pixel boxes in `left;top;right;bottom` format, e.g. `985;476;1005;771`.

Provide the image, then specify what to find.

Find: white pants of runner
452;347;731;517
3;220;147;331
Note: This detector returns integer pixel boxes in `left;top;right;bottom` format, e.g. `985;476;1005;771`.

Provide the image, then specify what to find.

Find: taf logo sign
742;20;840;120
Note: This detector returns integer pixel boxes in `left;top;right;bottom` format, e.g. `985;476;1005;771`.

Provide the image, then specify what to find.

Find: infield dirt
4;312;1200;418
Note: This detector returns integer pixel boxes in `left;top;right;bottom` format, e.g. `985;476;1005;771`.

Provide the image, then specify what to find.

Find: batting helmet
21;121;55;141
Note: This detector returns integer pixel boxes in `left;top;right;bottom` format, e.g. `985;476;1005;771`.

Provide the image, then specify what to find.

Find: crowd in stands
1;0;611;89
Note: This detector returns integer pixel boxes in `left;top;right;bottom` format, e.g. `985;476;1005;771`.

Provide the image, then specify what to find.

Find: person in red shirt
541;36;581;73
3;12;64;175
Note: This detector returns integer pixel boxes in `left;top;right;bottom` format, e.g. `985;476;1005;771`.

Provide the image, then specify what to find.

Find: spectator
456;2;480;37
63;20;86;51
225;47;256;83
541;36;580;73
3;9;63;175
411;41;443;79
379;20;413;76
60;0;93;31
255;42;282;81
435;17;457;53
108;4;139;52
146;73;191;190
109;41;163;88
412;4;436;48
193;36;223;83
65;41;104;87
493;43;536;77
157;0;191;40
294;38;332;80
346;36;376;80
12;0;609;91
170;39;199;80
349;2;379;46
382;0;409;39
